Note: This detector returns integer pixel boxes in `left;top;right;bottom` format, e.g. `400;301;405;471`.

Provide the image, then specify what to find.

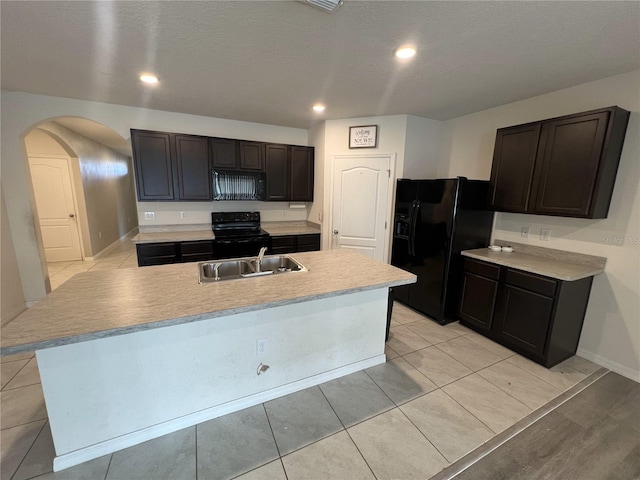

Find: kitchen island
1;249;414;471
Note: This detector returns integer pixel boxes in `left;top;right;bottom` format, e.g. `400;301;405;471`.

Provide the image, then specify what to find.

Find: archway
21;116;138;291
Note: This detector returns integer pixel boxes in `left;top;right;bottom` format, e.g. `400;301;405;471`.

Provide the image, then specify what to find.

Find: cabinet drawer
138;255;177;267
181;240;214;254
137;243;177;257
463;257;500;280
271;236;296;248
505;269;556;297
182;252;215;263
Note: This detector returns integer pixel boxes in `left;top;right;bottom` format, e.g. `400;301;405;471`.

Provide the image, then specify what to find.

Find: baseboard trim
52;354;385;472
576;347;639;382
90;227;139;261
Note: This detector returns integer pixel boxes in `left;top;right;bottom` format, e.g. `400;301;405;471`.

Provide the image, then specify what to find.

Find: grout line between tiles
261;403;282;458
10;420;48;480
1;359;30;391
103;454;113;480
428;367;610;480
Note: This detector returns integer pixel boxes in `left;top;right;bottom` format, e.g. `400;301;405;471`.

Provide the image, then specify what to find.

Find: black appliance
391;177;494;324
211;211;270;259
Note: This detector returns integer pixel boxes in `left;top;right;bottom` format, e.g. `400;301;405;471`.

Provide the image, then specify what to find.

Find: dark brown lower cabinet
136;240;214;267
269;234;320;255
459;257;593;367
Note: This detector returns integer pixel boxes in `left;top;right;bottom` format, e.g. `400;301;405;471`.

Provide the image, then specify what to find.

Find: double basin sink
198;254;307;283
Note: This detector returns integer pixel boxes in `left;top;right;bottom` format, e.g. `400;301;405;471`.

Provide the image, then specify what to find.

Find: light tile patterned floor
0;242;602;480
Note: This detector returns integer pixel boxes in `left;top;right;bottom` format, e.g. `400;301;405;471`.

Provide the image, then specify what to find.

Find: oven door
213;236;270;260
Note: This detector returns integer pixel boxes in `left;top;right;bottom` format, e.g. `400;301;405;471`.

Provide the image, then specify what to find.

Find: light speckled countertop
132;222;320;244
1;250;414;355
261;221;321;236
462;240;606;281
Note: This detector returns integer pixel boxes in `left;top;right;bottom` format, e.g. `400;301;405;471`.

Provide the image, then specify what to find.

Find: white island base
37;288;388;471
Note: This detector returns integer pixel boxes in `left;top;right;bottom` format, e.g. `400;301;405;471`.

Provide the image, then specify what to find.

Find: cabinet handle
69;214;75;218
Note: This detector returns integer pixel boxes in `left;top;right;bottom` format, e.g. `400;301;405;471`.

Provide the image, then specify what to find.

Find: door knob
333;230;339;235
69;214;75;218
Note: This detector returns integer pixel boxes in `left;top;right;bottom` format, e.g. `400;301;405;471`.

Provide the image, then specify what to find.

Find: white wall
441;70;640;380
1;91;309;303
308;121;326;227
1;189;27;325
403;115;445;179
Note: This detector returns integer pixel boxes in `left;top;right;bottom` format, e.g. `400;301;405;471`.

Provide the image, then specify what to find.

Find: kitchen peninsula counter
3;249;413;472
1;249;413;355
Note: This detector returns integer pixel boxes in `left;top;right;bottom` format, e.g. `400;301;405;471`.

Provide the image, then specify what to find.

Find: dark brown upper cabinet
131;130;175;200
210;138;238;170
265;144;314;202
131;129;211;201
265;143;289;201
489;106;630;218
175;134;211;200
239;141;265;171
489;124;541;213
290;146;314;202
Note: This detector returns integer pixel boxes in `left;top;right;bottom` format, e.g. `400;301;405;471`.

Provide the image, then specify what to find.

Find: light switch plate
540;228;551;241
521;226;529;238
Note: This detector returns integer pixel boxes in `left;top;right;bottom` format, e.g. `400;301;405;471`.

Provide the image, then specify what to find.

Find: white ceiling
2;1;639;135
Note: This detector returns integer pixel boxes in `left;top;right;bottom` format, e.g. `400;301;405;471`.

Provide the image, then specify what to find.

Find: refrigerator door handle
409;201;420;257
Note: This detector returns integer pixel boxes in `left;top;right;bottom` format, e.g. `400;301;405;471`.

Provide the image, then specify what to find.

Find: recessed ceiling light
140;74;159;85
312;104;326;113
394;46;416;59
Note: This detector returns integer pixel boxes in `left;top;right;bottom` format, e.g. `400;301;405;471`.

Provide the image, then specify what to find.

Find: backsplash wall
137;201;309;226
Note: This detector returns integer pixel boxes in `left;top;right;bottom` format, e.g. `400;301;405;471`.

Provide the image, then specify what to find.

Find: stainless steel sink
198;255;307;283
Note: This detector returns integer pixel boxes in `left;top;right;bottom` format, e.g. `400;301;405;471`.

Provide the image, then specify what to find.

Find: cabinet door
489;124;541;213
131;130;175;200
210;138;238;169
290;146;314;202
136;242;178;267
531;111;610;217
175;135;211;200
494;285;554;357
239;141;265;171
296;234;320;252
265;144;289;200
458;272;499;332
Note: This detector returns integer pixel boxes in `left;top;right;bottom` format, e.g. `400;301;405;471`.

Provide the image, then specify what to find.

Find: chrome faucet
254;247;268;272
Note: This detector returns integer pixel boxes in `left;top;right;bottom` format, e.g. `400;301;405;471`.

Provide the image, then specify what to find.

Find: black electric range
211;212;270;259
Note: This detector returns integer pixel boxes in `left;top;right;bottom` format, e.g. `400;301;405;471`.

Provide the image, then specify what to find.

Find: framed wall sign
349;125;378;149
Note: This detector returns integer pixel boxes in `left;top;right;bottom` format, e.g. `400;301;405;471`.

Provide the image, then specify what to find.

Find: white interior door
29;157;82;262
331;154;394;261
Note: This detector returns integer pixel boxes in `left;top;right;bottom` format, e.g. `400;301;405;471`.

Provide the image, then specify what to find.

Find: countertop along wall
1;91;309;303
439;70;640;380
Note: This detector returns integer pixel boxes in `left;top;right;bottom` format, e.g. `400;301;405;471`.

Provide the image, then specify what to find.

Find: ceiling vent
299;0;343;13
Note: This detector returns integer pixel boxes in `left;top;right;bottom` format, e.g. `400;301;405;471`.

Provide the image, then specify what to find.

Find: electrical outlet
144;211;155;221
318;211;323;222
521;226;529;238
540;228;551;241
256;338;268;356
180;211;187;219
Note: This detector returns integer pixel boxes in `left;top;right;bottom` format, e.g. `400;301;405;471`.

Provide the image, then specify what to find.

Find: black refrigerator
391;177;494;324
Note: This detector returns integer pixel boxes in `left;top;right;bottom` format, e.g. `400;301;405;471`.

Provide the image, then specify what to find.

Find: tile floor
1;243;604;479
